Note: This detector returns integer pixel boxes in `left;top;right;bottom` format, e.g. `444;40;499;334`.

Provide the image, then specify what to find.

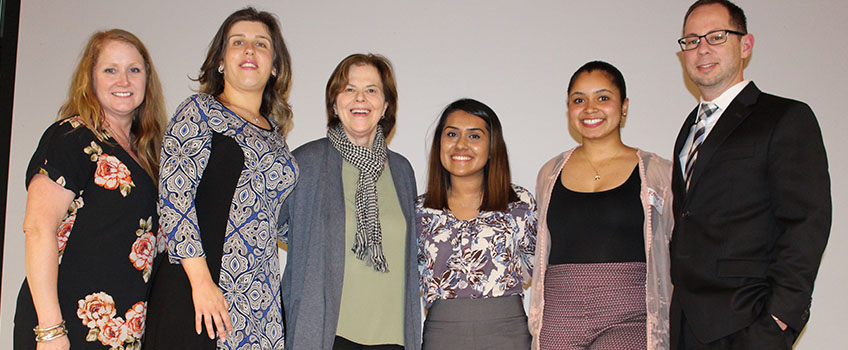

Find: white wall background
3;1;845;348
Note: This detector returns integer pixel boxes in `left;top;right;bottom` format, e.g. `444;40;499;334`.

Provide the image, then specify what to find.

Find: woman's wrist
34;319;68;342
36;315;63;329
181;257;214;288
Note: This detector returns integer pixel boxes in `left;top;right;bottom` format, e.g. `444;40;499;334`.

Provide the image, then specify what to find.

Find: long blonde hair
58;29;166;180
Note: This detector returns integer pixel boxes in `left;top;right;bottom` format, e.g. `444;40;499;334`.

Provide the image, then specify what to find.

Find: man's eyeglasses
678;30;747;51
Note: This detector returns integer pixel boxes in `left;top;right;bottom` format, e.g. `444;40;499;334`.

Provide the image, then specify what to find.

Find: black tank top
547;165;646;264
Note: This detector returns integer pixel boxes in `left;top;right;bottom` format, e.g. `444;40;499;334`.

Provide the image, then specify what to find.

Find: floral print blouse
416;185;537;308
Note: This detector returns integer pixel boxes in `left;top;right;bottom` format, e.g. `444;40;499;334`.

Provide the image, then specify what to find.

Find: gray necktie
684;102;718;190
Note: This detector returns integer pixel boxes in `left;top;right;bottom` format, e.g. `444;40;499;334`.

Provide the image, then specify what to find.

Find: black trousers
333;336;404;350
674;311;797;350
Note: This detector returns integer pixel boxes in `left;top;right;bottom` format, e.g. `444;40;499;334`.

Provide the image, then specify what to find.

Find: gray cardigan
279;138;422;350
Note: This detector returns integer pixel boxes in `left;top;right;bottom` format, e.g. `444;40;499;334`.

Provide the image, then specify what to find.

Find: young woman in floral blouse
417;98;537;350
14;29;166;350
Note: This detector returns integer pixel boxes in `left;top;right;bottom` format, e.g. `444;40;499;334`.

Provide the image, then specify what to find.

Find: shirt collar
700;80;750;111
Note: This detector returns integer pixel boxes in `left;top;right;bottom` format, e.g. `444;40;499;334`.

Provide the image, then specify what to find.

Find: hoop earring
217;65;224;74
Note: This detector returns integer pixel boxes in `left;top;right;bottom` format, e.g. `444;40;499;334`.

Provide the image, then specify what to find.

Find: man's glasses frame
678;29;747;51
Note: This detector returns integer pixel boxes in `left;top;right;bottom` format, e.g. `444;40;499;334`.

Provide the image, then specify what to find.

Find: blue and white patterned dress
145;93;297;350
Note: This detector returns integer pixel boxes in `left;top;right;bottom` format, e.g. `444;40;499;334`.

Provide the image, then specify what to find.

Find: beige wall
3;1;845;348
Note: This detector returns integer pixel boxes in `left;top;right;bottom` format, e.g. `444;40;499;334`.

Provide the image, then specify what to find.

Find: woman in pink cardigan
528;61;674;350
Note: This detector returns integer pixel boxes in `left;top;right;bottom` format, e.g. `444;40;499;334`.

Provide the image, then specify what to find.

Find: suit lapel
686;83;761;197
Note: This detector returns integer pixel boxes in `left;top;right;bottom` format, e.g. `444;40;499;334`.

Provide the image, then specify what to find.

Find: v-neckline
103;135;155;186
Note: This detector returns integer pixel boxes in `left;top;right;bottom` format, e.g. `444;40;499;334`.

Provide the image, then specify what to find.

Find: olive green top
335;160;406;345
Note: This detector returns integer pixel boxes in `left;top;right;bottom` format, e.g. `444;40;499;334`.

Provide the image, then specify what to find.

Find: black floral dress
13;116;163;350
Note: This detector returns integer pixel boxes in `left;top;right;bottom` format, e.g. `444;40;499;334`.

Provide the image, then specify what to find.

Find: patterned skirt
540;263;647;350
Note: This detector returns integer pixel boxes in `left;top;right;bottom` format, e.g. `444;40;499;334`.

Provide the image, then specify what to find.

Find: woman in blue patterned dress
143;8;297;350
417;98;537;349
14;29;166;350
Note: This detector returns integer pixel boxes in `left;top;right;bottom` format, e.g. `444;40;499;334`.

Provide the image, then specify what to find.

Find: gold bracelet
33;320;68;343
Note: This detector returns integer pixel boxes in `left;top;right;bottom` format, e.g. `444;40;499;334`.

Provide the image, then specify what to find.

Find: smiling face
333;64;388;147
567;70;629;142
440;111;490;181
221;20;274;94
682;3;753;100
93;40;146;121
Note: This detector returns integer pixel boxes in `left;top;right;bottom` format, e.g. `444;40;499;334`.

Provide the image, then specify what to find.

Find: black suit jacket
669;83;831;343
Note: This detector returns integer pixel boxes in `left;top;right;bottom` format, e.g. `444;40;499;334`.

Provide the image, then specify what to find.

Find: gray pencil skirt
422;295;531;350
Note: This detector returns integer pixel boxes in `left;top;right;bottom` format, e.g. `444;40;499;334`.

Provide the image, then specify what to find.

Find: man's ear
740;33;755;59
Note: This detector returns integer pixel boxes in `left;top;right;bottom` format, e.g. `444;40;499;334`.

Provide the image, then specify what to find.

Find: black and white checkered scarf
327;124;389;272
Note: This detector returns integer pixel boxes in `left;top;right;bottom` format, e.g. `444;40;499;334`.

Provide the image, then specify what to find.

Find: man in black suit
669;1;831;349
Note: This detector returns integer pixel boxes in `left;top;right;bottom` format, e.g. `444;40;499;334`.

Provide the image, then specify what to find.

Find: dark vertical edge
0;0;22;297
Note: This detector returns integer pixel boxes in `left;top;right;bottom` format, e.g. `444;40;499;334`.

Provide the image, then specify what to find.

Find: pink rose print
97;317;128;347
56;197;84;257
77;292;116;329
78;294;145;349
124;301;147;339
130;232;155;281
130;217;156;282
83;140;135;196
93;154;135;196
56;217;73;255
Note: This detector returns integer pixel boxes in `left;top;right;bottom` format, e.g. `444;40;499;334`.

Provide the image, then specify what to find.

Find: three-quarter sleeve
512;186;538;282
158;95;214;263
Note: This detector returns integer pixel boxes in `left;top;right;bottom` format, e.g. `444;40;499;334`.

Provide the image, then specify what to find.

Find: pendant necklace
219;96;261;124
582;147;622;181
105;121;131;152
230;104;260;124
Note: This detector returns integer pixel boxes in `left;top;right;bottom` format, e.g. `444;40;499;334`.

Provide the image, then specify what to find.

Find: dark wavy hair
422;98;517;212
196;7;293;134
325;53;398;137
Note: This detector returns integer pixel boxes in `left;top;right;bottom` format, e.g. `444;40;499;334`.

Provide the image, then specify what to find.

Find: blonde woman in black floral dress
13;29;166;350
